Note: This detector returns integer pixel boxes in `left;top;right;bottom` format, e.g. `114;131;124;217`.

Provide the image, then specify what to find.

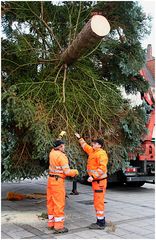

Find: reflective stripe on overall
49;163;70;175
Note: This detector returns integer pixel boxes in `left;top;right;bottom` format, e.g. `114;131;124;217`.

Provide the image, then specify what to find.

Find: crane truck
109;45;155;187
113;86;155;187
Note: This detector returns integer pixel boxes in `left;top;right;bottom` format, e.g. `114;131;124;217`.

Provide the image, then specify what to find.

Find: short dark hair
92;139;104;147
53;140;65;148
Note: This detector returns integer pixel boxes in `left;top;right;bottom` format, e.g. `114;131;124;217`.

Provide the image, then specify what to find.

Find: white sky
139;0;155;56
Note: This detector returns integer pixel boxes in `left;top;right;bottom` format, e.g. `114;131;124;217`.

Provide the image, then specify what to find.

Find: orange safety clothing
79;138;108;220
49;149;78;178
92;179;107;219
47;149;78;229
79;138;108;180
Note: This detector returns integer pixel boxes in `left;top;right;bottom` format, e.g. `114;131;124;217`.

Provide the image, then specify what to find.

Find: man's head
53;140;65;152
92;139;104;150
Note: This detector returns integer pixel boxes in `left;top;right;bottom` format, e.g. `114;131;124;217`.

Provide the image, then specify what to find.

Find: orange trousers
92;179;107;220
47;177;65;229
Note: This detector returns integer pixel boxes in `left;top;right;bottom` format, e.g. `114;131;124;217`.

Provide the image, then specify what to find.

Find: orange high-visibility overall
79;138;108;220
47;149;77;230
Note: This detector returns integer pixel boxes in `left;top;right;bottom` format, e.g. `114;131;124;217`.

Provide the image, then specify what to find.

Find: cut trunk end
60;15;110;65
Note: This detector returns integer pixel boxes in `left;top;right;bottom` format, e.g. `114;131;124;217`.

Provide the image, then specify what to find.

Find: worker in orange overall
47;138;79;234
75;133;108;229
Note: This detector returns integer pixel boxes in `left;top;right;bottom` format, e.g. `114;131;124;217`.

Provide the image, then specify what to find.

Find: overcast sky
139;0;155;56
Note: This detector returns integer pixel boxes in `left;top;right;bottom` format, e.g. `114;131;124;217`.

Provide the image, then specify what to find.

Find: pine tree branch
19;85;38;98
117;28;126;43
55;109;74;132
54;65;63;83
75;64;123;106
96;80;123;101
71;83;94;131
47;99;59;117
40;1;46;70
66;4;73;45
14;24;34;49
63;104;69;129
77;83;112;128
41;1;44;21
31;22;52;50
3;48;47;55
14;142;26;167
91;77;103;99
26;2;62;51
34;82;45;98
73;2;82;39
1;3;13;17
1;58;19;66
90;78;126;118
62;64;67;103
38;58;59;63
2;59;58;79
14;81;52;87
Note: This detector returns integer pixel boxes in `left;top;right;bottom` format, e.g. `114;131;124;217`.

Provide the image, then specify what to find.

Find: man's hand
87;176;94;182
75;133;81;139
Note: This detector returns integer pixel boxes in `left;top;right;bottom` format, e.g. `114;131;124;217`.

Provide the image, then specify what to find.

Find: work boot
53;227;68;234
89;223;105;229
89;218;105;230
47;226;54;230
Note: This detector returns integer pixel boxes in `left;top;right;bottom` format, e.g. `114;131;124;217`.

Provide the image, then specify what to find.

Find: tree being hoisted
1;1;151;181
61;15;110;65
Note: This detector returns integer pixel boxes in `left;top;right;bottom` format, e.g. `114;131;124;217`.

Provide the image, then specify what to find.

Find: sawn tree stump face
61;15;110;65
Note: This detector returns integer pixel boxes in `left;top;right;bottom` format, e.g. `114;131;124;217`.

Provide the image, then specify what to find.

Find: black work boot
53;227;69;234
89;218;105;230
48;226;54;230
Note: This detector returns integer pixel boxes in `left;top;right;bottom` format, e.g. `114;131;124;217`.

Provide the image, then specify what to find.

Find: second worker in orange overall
75;133;108;229
47;139;79;234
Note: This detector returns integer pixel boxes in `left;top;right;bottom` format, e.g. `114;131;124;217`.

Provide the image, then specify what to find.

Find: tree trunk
60;15;110;65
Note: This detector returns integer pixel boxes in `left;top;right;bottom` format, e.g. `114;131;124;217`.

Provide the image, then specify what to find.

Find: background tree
1;1;151;181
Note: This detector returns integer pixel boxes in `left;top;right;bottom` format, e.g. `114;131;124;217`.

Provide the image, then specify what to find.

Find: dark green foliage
1;1;151;181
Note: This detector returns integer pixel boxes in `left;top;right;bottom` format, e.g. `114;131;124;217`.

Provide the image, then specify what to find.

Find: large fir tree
1;1;151;181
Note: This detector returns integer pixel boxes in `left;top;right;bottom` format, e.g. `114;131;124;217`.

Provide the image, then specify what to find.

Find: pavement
1;177;155;239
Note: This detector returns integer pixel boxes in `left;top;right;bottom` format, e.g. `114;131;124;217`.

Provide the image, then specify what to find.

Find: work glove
75;132;81;139
73;169;79;176
59;131;66;137
87;176;94;182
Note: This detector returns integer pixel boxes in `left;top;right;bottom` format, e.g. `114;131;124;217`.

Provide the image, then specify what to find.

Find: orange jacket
49;149;77;178
79;138;108;180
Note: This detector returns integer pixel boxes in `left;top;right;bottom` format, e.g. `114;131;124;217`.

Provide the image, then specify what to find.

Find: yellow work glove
59;131;66;138
73;169;79;176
